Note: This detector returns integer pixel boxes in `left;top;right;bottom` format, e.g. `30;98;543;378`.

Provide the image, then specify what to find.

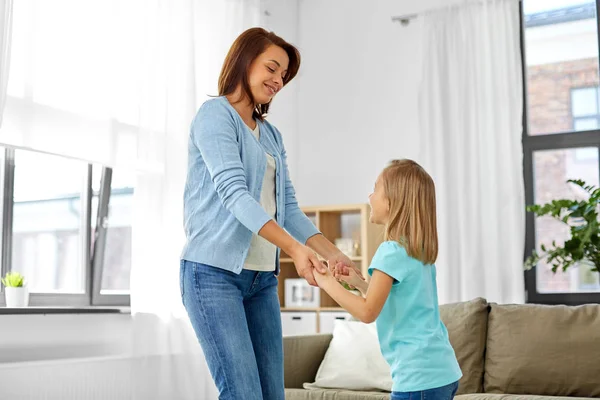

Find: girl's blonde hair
382;159;438;265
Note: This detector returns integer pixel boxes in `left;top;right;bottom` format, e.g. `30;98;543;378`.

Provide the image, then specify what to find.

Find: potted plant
525;179;600;276
2;272;29;307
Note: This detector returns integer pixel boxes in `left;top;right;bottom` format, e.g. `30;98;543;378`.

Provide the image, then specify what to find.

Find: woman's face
247;45;289;105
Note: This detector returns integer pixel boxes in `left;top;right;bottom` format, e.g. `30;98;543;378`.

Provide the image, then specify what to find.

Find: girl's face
369;174;390;225
247;45;289;105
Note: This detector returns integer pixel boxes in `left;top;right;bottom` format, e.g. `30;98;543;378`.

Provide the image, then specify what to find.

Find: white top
244;123;277;271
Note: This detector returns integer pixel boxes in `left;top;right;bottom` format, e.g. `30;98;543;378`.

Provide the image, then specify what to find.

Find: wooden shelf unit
278;203;384;311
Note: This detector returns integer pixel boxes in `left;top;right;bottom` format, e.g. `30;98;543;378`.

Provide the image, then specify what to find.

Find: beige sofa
283;298;600;400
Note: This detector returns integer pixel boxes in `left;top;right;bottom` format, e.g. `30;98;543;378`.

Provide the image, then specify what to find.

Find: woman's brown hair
382;159;439;265
218;27;300;121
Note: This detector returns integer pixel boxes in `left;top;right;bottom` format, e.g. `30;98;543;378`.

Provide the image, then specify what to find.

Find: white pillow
303;320;392;392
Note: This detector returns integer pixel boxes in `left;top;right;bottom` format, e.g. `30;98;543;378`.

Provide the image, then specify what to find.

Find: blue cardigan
181;96;320;274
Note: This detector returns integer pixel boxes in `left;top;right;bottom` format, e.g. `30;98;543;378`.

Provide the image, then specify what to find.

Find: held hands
290;244;365;289
328;252;364;281
312;252;366;290
332;263;365;289
290;243;327;286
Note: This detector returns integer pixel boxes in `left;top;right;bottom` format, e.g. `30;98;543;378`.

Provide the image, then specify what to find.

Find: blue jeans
391;381;459;400
180;260;284;400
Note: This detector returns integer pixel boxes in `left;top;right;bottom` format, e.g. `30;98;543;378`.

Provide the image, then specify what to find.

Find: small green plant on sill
525;179;600;274
1;272;25;288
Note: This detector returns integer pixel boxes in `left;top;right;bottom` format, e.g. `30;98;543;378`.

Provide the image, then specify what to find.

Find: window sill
0;306;131;315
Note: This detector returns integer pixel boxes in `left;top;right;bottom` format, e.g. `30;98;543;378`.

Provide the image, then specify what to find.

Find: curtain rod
391;13;418;26
392;0;523;25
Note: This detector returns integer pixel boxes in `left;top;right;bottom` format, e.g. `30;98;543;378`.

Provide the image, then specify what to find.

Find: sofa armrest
283;334;333;389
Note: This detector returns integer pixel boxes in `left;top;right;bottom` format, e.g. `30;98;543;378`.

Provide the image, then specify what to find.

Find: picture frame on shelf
285;278;320;308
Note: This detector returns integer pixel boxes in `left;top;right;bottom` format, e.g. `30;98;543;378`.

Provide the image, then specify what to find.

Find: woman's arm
192;101;272;234
259;221;326;285
192;102;324;282
314;269;393;324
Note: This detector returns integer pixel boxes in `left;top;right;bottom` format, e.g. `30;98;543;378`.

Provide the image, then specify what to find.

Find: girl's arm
353;278;369;297
314;269;394;324
332;266;369;296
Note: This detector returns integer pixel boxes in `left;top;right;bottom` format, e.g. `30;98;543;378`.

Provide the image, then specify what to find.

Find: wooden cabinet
278;203;384;319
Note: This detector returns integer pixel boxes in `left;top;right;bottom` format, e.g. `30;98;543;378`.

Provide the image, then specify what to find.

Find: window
572;87;600;131
12;150;88;294
0;148;133;307
522;0;600;304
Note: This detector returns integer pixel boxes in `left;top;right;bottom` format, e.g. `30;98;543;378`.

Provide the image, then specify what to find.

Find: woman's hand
289;243;326;287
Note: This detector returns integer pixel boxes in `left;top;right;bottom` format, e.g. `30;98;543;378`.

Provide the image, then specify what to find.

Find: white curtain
0;0;12;128
418;0;525;305
2;0;263;172
0;0;176;172
129;0;262;399
2;0;263;397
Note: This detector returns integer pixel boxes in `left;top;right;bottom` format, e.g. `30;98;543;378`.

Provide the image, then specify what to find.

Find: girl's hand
328;252;364;280
333;264;365;288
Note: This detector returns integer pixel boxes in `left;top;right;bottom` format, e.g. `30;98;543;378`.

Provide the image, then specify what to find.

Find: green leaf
525;179;600;278
564;238;581;250
568;179;586;189
1;272;25;288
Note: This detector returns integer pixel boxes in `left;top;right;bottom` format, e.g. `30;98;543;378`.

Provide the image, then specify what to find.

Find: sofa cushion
303;321;392;392
439;297;489;394
456;395;593;400
284;334;333;389
286;388;390;400
485;303;600;398
285;390;595;400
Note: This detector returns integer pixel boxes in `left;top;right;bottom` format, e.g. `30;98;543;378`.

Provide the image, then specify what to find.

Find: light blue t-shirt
368;241;462;392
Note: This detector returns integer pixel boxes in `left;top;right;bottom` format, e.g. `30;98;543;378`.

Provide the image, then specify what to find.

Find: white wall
262;0;301;183
0;313;132;399
292;0;458;205
247;0;464;206
0;313;132;363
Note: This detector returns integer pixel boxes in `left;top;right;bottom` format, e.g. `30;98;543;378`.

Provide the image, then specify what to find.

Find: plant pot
5;287;29;307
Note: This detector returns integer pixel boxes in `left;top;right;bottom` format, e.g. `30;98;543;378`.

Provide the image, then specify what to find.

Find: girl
315;159;462;400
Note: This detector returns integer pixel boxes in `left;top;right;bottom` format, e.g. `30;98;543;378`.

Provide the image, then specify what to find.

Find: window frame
521;0;600;305
0;148;130;307
92;167;131;306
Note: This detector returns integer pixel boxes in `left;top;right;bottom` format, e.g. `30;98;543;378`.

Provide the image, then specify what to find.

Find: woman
180;27;360;400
